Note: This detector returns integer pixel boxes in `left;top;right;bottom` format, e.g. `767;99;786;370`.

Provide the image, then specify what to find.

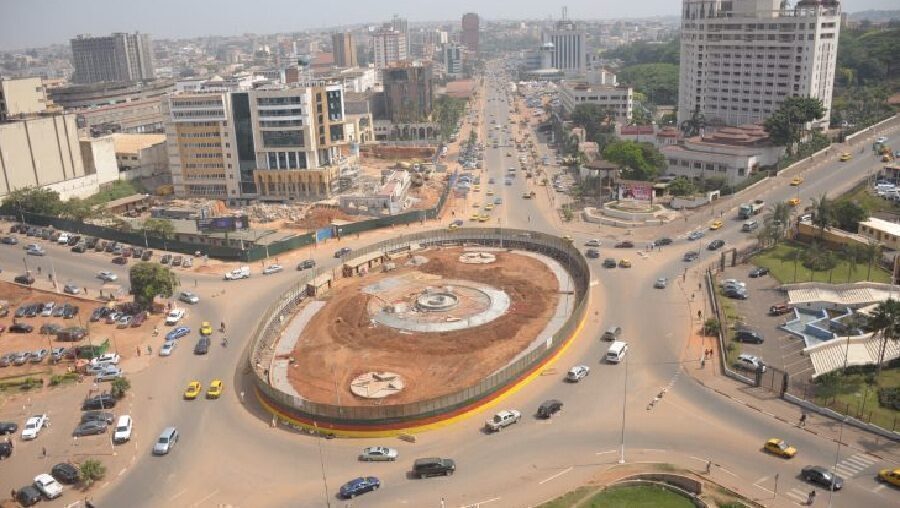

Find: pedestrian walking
37;266;41;274
136;346;141;357
705;459;711;474
799;412;807;427
697;310;702;320
41;446;46;458
806;489;816;505
147;344;152;355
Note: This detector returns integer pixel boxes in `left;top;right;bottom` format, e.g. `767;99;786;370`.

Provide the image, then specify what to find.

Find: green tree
603;38;680;66
602;140;665;181
863;240;883;281
111;376;131;399
680;109;706;137
866;299;900;377
79;459;106;488
59;197;95;222
0;187;63;216
763;97;825;152
831;200;869;233
571;104;617;142
811;194;833;239
667;178;696;197
769;201;792;243
843;245;860;283
143;218;176;240
129;262;178;307
617;63;680;105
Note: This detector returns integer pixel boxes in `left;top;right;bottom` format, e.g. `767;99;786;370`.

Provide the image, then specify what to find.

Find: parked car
683;251;699;262
0;421;18;434
165;308;185;325
172;255;182;267
152;426;179;455
57;327;86;341
51;463;80;484
166;326;190;341
339;476;381;499
9;322;34;333
33;473;63;499
614;241;634;248
71;243;86;253
16;485;41;507
735;354;766;373
40;322;63;335
82;393;116;410
749;267;770;278
334;247;353;258
50;348;66;363
14;274;35;285
90;353;121;366
359;446;398;461
412;457;456;478
95;366;123;382
160;254;172;264
73;420;108;436
769;304;793;316
112;256;128;265
113;415;133;443
21;414;49;440
735;329;764;344
28;349;48;363
537;399;563;419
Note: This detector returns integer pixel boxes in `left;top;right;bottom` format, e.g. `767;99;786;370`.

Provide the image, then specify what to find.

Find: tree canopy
763;97;825;148
603;38;680;66
602;140;666;181
617;63;679;106
129;262;178;307
143;218;176;240
831;200;869;233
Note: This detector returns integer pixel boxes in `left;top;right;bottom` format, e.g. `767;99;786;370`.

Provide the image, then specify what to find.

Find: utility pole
619;353;629;464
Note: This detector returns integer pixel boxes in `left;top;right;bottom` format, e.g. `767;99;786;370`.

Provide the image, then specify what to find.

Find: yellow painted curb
257;291;591;438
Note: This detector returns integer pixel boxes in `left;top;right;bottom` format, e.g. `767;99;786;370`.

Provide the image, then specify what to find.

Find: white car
33;473;63;499
97;271;118;282
21;414;48;440
224;266;250;280
484;409;522;432
654;278;668;289
40;302;55;317
159;341;176;356
585;239;601;247
178;292;200;304
359;446;399;461
262;264;284;275
56;233;70;245
735;354;766;373
565;365;590;382
95;366;123;381
113;415;133;443
165;308;185;325
90;353;121;367
720;279;746;289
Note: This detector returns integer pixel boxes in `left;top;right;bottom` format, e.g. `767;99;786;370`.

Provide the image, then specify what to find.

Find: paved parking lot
717;263;814;381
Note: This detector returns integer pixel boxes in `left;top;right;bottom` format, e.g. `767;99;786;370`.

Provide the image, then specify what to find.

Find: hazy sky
1;0;896;50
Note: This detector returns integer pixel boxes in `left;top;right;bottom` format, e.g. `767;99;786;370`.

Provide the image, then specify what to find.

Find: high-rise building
543;20;586;77
164;81;354;202
442;44;464;79
0;77;49;121
381;62;433;123
462;13;480;52
332;32;358;68
391;15;410;53
372;29;408;72
677;0;841;128
70;32;155;84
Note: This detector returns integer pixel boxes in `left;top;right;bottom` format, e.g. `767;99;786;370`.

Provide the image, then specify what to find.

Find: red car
615;241;634;248
769;304;793;316
112;256;128;264
130;313;146;327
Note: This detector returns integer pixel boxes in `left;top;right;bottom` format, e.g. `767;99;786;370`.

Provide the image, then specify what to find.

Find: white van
113;415;132;443
606;341;629;364
742;220;759;232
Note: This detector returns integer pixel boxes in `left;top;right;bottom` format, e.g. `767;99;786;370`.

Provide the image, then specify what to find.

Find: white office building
442;44;464;79
558;82;633;122
542;20;586;77
678;0;841;129
372;29;408;72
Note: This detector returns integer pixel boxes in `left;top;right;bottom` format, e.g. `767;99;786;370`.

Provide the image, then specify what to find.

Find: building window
262;130;304;148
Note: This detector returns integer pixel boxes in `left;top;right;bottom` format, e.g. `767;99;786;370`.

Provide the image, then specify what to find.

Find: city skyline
2;0;895;51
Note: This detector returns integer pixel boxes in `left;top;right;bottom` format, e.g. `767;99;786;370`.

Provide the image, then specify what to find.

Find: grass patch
538;486;596;508
751;242;890;284
715;286;743;367
841;180;900;215
811;367;900;429
581;485;695;508
85;180;145;207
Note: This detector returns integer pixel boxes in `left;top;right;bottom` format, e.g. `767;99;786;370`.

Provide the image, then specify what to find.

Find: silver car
359;446;398;461
95;366;122;382
153;427;179;455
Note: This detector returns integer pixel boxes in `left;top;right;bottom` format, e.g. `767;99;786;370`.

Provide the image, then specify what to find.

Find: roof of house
860;217;900;237
620;125;655;136
110;133;166;154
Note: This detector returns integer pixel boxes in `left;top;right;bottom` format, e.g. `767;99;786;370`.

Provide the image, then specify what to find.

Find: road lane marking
786;488;807;503
459;497;500;508
538;466;573;485
168;489;187;501
753;476;773;494
190;489;219;507
118;467;127;477
595;450;617;456
717;466;738;478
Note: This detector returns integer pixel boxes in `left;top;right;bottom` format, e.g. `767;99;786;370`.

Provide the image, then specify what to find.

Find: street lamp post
619;352;629;464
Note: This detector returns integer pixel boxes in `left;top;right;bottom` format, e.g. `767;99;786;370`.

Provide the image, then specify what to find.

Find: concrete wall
80;136;119;184
0;114;85;199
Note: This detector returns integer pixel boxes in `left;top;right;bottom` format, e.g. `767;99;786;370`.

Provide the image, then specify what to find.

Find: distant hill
847;10;900;23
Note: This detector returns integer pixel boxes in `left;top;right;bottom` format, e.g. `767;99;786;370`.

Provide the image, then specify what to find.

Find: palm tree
767;202;792;245
866;299;900;377
811;194;833;240
863;240;882;281
844;244;860;283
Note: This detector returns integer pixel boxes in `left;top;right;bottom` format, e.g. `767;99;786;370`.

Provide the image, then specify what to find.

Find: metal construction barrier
247;228;590;427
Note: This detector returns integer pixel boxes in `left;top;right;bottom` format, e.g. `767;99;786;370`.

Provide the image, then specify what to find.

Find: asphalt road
2;65;898;508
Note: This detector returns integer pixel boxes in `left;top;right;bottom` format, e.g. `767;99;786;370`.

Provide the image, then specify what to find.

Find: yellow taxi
206;379;223;399
486;190;494;197
478;214;490;223
448;223;459;231
709;219;723;230
839;152;852;162
787;197;801;206
877;468;900;487
473;185;480;192
618;259;632;268
199;321;213;336
764;438;797;458
791;176;804;186
184;381;202;400
506;152;512;158
562;235;574;244
883;154;893;163
484;203;494;211
469;213;480;221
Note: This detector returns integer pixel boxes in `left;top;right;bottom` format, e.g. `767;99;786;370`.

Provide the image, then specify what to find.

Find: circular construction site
250;230;590;432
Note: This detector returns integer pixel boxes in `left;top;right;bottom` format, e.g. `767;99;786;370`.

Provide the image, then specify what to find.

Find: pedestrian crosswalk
832;452;878;478
785;487;813;504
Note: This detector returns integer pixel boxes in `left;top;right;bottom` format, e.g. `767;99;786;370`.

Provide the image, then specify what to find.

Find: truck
224;266;251;280
484;409;521;432
738;200;765;220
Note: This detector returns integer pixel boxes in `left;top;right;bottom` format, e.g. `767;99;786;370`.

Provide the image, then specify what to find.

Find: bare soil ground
287;248;560;405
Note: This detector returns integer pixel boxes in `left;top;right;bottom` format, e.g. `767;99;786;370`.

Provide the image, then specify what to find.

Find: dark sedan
614;241;634;248
194;337;211;355
339;476;381;499
51;463;80;484
749;267;770;278
801;465;843;490
707;239;726;251
81;411;114;425
73;421;108;436
0;421;17;435
653;237;673;247
9;323;33;333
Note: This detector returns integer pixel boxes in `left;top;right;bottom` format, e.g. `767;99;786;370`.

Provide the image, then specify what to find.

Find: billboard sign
618;182;653;202
197;215;248;232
